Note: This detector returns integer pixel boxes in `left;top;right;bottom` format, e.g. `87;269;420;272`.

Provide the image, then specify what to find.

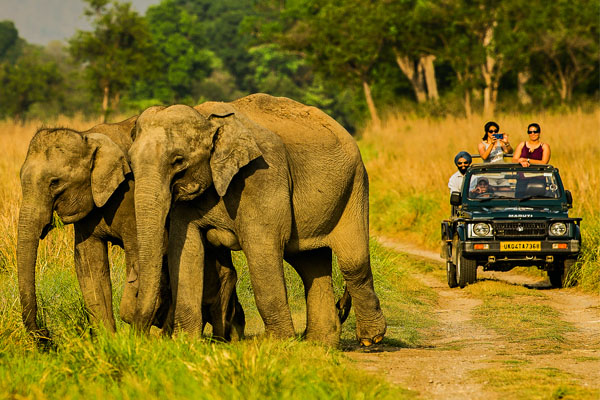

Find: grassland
0;110;597;398
0;117;435;398
360;109;600;292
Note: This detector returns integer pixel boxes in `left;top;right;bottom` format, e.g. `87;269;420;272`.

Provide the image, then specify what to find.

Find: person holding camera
478;121;512;163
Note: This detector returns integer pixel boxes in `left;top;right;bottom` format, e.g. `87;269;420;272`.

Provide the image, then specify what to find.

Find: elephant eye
171;155;185;167
49;177;60;188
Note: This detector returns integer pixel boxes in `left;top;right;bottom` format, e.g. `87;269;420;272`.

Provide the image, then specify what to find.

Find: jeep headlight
472;222;492;237
549;222;567;236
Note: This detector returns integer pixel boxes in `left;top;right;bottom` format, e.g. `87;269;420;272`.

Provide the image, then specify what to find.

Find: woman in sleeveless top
478;121;512;163
512;123;551;166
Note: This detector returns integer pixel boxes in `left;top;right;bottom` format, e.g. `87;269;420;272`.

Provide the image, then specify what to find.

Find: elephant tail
336;285;352;324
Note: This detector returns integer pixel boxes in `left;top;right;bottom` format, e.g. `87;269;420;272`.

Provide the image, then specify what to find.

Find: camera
493;133;503;140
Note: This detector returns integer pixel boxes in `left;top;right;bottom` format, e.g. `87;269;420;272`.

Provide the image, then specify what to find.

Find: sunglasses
457;162;470;166
478;182;489;186
528;130;540;134
488;129;498;133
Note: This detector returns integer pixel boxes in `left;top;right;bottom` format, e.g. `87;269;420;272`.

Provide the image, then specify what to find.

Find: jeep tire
447;261;458;288
456;244;477;288
548;258;575;288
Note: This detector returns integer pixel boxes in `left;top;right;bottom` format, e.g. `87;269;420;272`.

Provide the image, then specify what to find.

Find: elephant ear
86;132;132;207
209;113;262;197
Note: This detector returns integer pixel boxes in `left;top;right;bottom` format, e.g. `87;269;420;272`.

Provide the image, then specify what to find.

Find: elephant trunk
132;171;171;332
16;198;52;336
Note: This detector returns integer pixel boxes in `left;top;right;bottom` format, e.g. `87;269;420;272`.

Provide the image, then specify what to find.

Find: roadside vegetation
361;108;600;293
0;120;435;398
1;113;598;397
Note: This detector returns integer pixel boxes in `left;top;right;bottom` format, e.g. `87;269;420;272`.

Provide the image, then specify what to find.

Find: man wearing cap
448;151;472;193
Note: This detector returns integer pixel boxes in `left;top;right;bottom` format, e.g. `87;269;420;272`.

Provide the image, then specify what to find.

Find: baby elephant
17;118;244;341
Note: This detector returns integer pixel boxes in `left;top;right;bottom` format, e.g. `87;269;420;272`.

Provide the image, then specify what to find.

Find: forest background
0;0;598;129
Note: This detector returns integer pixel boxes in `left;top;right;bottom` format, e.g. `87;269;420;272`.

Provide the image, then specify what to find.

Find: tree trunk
419;55;439;101
102;84;110;123
464;89;472;119
481;25;496;117
456;71;472;118
517;70;532;105
393;48;427;103
112;91;121;117
362;80;381;128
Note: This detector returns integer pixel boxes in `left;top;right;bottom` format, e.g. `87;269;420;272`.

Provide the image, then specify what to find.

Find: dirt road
346;238;600;399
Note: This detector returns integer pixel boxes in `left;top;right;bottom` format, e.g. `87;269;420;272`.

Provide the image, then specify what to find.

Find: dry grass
361;109;599;215
359;108;600;291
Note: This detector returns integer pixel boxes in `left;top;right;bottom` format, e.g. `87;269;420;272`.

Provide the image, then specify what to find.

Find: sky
0;0;161;45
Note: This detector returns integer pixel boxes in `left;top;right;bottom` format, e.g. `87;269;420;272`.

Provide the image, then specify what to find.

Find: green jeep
441;163;581;288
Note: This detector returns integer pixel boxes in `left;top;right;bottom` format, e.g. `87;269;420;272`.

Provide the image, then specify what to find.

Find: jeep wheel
548;259;576;288
447;261;458;288
456;245;477;288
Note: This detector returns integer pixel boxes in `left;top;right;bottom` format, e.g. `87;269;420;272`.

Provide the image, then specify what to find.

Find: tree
69;0;158;120
0;47;62;121
141;0;220;104
386;0;440;103
274;0;386;126
0;20;22;63
531;0;599;102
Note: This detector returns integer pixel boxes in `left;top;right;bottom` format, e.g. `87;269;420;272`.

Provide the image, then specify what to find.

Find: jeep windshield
466;170;562;200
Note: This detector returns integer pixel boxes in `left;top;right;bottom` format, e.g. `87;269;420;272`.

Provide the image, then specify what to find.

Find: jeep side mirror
565;190;573;208
450;191;461;206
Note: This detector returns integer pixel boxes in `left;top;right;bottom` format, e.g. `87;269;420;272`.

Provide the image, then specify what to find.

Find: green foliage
0;47;62;120
0;20;22;63
0;0;598;126
69;0;158;117
137;0;220;104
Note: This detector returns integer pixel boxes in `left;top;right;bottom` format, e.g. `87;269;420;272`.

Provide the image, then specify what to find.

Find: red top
520;143;544;160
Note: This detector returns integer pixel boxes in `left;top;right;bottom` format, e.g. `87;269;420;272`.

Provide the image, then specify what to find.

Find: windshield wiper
519;195;554;201
473;195;515;202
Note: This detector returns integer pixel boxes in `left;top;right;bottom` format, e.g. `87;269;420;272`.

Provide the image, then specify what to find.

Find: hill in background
0;0;159;45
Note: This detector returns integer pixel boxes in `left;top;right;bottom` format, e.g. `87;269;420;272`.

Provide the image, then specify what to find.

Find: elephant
128;93;385;347
17;118;245;342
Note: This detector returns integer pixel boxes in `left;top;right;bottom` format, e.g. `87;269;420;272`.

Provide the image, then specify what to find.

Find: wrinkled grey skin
17;118;244;341
129;94;385;347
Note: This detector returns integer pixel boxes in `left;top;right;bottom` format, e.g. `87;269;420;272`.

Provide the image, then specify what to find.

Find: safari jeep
441;163;581;288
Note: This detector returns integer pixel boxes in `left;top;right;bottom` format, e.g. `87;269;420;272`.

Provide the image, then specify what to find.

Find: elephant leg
168;206;204;336
286;248;340;347
202;247;226;340
243;241;295;339
329;226;385;346
73;228;116;333
119;246;139;324
210;246;245;341
215;249;246;341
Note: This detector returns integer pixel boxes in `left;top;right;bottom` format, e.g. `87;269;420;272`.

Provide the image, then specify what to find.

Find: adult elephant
129;93;385;347
17;119;244;341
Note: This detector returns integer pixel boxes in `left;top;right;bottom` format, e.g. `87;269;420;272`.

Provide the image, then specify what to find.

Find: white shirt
448;171;465;193
482;141;505;163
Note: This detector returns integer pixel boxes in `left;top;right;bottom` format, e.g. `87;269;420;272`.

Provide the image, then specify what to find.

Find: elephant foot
355;309;386;343
359;333;384;347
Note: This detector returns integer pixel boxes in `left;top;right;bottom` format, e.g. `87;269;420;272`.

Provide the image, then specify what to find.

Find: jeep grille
493;221;547;238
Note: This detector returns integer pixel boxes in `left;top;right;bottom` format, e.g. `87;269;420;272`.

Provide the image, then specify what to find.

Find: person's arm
529;143;551;164
512;142;525;164
500;133;512;154
478;140;494;160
